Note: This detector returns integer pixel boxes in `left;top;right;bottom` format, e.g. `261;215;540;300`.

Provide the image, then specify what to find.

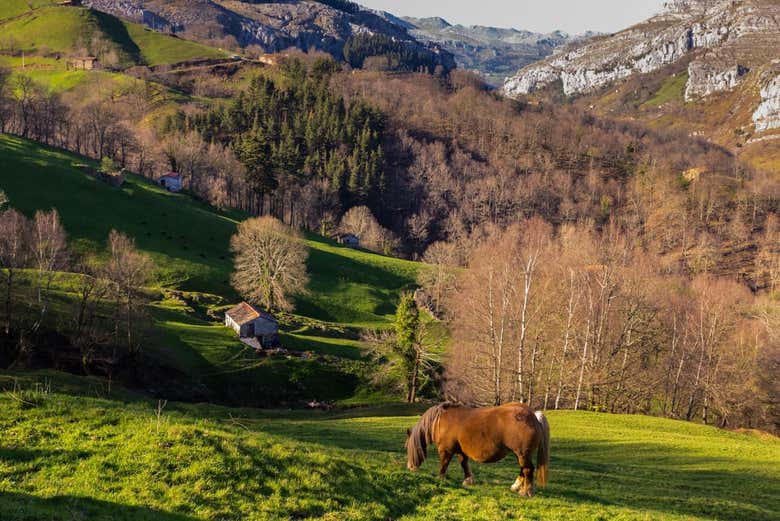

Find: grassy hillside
0;0;55;21
0;7;141;66
123;23;227;67
0;376;777;521
0;133;420;403
0;134;419;324
0;6;225;68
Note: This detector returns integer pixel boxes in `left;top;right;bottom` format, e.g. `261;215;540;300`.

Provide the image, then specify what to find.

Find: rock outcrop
685;61;750;100
502;0;780;108
81;0;454;70
753;67;780;132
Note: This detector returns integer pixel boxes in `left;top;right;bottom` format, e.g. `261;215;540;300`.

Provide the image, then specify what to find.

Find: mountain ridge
79;0;455;70
402;15;594;85
503;0;780;139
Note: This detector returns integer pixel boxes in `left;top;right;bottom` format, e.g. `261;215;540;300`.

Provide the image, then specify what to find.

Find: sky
358;0;667;35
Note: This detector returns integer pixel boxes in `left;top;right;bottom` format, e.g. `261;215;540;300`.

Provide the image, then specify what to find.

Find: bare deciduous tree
417;241;458;316
446;227;521;406
72;260;111;371
231;216;309;312
103;230;153;354
31;209;68;328
339;206;397;254
0;209;31;334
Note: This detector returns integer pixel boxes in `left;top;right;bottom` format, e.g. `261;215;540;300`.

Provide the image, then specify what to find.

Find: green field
0;6;225;68
0;7;141;67
0;133;420;403
0;134;419;324
0;0;55;21
0;375;777;521
643;71;689;108
124;23;226;67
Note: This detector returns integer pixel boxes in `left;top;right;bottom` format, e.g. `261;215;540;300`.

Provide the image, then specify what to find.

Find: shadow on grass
539;439;777;521
0;492;197;521
298;239;417;324
0;448;92;463
231;437;443;520
280;333;363;360
245;425;779;521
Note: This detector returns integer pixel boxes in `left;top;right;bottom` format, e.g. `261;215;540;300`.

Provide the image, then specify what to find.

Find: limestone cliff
502;0;780;134
753;66;780;132
81;0;454;70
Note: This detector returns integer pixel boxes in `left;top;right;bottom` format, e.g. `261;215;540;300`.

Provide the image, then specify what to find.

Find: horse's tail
405;403;451;471
534;410;551;487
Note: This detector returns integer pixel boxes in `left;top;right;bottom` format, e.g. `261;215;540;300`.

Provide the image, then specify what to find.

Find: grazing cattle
405;402;550;496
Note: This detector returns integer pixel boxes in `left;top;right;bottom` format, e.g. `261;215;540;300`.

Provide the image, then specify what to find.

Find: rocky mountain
402;16;591;86
503;0;780;146
81;0;454;70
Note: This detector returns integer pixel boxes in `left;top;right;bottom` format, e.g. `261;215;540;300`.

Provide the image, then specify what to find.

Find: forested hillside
0;1;778;431
1;3;778;521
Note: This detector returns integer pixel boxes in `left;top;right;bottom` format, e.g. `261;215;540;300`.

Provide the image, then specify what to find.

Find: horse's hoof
462;477;475;487
510;478;523;493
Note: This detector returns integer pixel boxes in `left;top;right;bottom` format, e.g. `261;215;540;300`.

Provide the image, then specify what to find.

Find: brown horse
405;402;550;496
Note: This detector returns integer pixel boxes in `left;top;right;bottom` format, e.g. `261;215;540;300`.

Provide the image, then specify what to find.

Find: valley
0;1;778;520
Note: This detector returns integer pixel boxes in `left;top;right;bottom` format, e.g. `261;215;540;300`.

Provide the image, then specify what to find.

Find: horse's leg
459;454;475;486
511;451;536;497
437;449;454;480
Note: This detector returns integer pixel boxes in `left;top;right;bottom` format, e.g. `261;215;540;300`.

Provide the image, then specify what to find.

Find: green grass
13;68;141;93
0;134;419;325
0;6;226;68
0;55;58;68
0;133;421;402
0;0;54;21
0;380;777;521
0;7;141;67
643;71;689;108
301;236;420;327
124;23;226;67
0;134;237;293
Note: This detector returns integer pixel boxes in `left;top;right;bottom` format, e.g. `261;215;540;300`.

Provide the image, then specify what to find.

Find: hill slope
0;133;421;404
502;0;780;170
79;0;455;71
0;378;778;521
0;134;419;324
0;5;226;67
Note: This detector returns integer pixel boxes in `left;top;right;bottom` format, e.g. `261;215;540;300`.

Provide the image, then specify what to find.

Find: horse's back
438;403;540;463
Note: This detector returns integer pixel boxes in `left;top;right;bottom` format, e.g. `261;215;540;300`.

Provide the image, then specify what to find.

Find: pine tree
395;292;422;403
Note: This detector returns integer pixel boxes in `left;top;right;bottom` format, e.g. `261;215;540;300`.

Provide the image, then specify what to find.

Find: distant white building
224;302;279;347
158;172;183;192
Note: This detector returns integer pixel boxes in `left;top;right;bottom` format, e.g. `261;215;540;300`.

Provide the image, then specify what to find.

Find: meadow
0;133;420;404
0;374;777;521
0;5;225;68
0;4;778;520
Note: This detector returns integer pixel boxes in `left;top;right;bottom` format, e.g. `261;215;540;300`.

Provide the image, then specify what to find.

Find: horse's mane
406;402;456;470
